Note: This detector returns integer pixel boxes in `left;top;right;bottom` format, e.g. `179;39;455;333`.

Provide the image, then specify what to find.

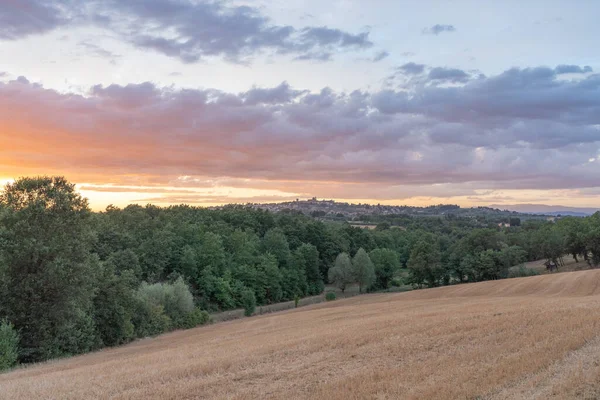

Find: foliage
136;278;195;329
241;288;256;317
2;176;599;367
352;248;375;292
0;177;97;362
325;292;336;301
181;308;211;329
408;239;442;288
328;253;354;293
0;319;19;371
508;265;540;278
369;248;400;290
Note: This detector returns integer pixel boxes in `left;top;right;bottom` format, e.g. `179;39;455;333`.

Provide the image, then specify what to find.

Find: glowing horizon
1;1;599;211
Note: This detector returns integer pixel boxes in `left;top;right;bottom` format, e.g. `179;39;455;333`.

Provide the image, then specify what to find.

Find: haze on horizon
1;0;599;211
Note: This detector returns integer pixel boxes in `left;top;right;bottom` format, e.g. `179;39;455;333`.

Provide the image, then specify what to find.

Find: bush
0;319;19;371
508;265;540;278
294;294;300;308
181;307;211;329
241;288;256;317
325;292;336;301
133;301;172;338
136;278;195;328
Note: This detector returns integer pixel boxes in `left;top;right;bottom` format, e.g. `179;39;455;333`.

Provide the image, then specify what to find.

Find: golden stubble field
3;270;600;400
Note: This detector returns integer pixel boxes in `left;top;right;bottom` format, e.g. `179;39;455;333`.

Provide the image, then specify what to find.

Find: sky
1;0;599;210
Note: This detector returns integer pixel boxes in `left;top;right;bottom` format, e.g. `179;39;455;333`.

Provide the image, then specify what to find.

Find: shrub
294;294;300;308
241;288;256;317
325;292;336;301
132;301;172;338
0;319;19;371
181;307;211;329
136;278;195;329
508;265;540;278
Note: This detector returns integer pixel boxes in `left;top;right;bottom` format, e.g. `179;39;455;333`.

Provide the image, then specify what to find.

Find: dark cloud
428;67;471;82
398;62;426;75
1;66;599;193
293;52;333;62
372;51;390;62
0;0;373;63
422;24;456;35
242;82;306;105
555;65;593;74
0;0;72;40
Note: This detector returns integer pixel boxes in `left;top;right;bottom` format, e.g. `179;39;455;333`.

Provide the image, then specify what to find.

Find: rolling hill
2;270;600;399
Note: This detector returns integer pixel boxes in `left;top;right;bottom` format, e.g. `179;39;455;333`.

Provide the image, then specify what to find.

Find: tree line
1;177;600;370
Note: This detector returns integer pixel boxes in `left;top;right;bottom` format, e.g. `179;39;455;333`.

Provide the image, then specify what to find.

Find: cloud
398;62;426;75
372;51;390;62
422;24;456;35
427;67;471;83
242;82;307;105
77;41;121;63
555;65;593;74
293;52;333;62
0;0;373;63
0;0;72;40
1;66;600;199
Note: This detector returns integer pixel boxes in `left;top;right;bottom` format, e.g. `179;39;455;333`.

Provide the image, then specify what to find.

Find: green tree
197;232;226;275
0;319;19;371
93;262;136;346
262;228;291;268
352;248;375;292
369;248;400;290
292;243;322;295
328;252;353;293
407;239;442;288
0;177;98;362
241;288;256;317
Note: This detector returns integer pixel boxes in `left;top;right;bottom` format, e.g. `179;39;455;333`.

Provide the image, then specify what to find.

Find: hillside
2;270;600;399
241;198;539;220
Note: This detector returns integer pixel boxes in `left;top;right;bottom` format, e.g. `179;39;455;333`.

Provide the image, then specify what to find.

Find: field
3;270;600;399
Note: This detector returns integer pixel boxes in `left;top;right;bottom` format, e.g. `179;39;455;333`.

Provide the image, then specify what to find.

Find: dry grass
3;270;600;399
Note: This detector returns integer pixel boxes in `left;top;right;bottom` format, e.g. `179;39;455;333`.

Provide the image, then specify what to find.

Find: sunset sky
1;0;600;210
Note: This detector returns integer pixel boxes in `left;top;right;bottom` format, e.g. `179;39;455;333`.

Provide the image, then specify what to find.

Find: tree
241;288;256;317
369;248;400;290
328;252;353;293
292;243;323;295
262;228;291;268
178;245;198;279
197;232;226;275
93;262;136;346
407;239;442;288
352;248;375;292
0;319;19;371
256;254;283;304
0;177;98;362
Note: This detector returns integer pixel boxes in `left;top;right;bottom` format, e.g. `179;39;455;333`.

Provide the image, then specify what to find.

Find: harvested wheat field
3;270;600;400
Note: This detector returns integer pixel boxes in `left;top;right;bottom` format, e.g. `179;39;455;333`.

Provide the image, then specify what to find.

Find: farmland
2;270;600;399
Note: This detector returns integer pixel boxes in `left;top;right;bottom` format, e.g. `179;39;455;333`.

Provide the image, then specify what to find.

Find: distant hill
244;198;539;219
490;204;598;216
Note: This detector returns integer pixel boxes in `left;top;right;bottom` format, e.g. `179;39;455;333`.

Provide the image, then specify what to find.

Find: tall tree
407;239;442;288
328;252;353;293
0;177;98;361
369;248;400;290
352;248;375;293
